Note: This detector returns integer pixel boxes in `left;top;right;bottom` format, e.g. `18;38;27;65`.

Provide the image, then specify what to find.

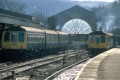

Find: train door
0;24;5;49
10;32;18;49
115;35;120;46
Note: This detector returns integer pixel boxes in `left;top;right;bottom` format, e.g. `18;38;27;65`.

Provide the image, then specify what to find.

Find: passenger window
18;32;24;42
4;32;10;42
11;32;17;42
101;36;105;43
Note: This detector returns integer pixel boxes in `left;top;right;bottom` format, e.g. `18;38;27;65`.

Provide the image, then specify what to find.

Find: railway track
45;57;89;80
0;62;12;69
0;50;88;79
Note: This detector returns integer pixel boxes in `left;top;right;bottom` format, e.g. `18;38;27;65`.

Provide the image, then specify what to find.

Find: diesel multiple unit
1;26;68;59
88;31;113;56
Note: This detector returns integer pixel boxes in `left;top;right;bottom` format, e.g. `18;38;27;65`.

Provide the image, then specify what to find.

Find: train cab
88;31;113;56
2;27;26;50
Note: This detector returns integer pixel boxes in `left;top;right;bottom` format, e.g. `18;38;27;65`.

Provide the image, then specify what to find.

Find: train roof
43;29;58;34
57;31;68;35
3;26;67;35
23;27;59;34
89;31;113;36
3;26;26;31
22;26;44;33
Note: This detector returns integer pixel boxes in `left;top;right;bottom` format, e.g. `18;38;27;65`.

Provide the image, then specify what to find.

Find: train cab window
18;32;24;42
107;37;110;42
101;36;105;43
4;32;10;42
96;36;100;43
11;32;17;42
90;36;94;43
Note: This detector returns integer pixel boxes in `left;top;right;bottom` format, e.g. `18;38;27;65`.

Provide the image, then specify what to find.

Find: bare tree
0;0;6;8
32;10;43;22
111;1;120;27
32;10;48;28
0;0;27;13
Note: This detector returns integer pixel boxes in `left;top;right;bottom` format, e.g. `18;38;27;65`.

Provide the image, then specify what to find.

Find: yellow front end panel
2;42;11;49
88;43;107;49
2;32;27;49
2;41;27;49
88;35;108;49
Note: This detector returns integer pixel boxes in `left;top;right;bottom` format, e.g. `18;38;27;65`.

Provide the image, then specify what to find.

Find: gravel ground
5;50;88;80
53;62;86;80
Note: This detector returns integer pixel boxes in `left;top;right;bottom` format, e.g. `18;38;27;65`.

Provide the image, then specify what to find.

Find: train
1;26;116;60
1;26;68;60
87;30;114;56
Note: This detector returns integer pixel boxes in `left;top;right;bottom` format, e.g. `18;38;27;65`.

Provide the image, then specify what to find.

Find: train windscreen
18;32;24;42
101;36;105;43
96;36;100;43
11;32;17;42
4;32;10;42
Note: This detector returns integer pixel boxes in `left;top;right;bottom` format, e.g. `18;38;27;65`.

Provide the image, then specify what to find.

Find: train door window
39;34;41;43
18;32;24;42
27;33;30;42
43;34;45;42
56;35;58;41
53;34;55;42
51;35;53;42
31;34;33;43
37;33;41;43
4;32;10;42
37;33;39;43
63;35;65;42
50;34;54;43
41;34;43;43
50;34;52;42
90;36;94;43
36;33;38;43
101;36;105;43
11;32;17;42
34;33;37;43
35;34;37;42
50;34;52;41
32;33;35;43
28;33;31;43
47;34;50;43
107;37;110;43
40;34;42;43
62;35;64;42
96;36;100;43
55;35;57;43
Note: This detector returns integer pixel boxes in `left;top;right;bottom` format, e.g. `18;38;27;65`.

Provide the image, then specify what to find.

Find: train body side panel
26;31;46;49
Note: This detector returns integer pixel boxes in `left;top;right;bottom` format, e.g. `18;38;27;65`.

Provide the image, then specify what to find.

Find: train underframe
88;48;107;57
0;47;67;60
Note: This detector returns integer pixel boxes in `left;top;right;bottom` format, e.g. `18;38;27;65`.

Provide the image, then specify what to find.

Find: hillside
21;0;112;16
